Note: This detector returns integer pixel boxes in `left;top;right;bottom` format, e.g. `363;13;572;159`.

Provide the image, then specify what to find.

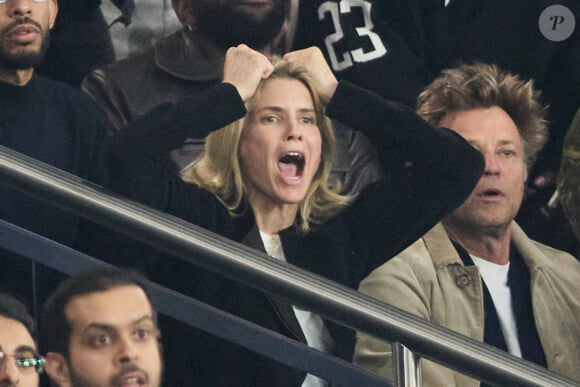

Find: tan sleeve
353;241;461;387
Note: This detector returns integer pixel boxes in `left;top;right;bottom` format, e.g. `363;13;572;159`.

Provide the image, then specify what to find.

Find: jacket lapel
241;225;306;342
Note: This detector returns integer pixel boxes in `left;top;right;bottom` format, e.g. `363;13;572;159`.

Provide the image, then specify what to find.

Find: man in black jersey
292;0;427;107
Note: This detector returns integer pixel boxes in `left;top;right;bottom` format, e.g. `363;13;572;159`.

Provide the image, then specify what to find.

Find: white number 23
319;0;387;71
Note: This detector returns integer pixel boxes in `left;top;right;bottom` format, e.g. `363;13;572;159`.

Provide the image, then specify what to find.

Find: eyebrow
0;345;37;355
467;139;519;147
497;140;519;146
255;106;315;114
15;345;37;354
84;315;155;331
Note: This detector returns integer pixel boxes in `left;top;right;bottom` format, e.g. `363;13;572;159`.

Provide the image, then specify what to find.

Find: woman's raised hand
222;44;274;102
284;47;338;104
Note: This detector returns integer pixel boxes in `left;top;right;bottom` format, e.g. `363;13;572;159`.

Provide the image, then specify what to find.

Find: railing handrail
0;218;387;386
0;145;576;387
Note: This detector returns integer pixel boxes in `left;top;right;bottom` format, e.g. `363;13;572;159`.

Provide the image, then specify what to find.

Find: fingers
284;47;338;104
223;44;274;101
223;45;338;104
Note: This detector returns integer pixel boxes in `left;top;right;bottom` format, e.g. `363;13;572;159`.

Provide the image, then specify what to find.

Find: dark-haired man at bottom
41;268;162;387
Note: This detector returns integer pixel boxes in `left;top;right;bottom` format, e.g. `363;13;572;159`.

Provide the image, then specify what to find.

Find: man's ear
173;0;194;28
44;352;72;387
48;0;59;30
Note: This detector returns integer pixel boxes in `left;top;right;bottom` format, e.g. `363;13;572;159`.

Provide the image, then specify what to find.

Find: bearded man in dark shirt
0;0;109;314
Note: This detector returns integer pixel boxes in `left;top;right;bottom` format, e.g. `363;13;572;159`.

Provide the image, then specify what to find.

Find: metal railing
0;219;385;386
0;145;576;387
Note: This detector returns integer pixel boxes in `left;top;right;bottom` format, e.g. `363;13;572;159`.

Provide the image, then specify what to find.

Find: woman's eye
261;116;278;123
301;117;315;124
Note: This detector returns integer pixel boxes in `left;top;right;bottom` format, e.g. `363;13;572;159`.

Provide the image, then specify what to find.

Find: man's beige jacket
353;222;580;385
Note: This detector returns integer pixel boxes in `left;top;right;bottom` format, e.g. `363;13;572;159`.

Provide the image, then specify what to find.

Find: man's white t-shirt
471;255;522;358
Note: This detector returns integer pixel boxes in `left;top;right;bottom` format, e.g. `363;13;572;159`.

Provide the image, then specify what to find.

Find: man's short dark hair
40;267;153;358
0;293;37;340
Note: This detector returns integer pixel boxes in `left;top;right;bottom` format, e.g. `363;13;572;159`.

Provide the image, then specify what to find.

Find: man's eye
134;328;152;341
500;149;516;156
90;334;111;347
15;357;36;368
300;117;315;124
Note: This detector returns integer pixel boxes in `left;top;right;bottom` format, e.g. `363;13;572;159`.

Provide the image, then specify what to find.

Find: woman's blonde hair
182;58;351;233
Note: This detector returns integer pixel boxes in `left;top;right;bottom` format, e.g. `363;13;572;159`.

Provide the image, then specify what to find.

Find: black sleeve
106;83;246;215
326;81;484;276
79;84;251;278
110;83;245;164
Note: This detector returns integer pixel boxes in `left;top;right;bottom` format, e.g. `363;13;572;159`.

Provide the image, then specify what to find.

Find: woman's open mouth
278;151;305;182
